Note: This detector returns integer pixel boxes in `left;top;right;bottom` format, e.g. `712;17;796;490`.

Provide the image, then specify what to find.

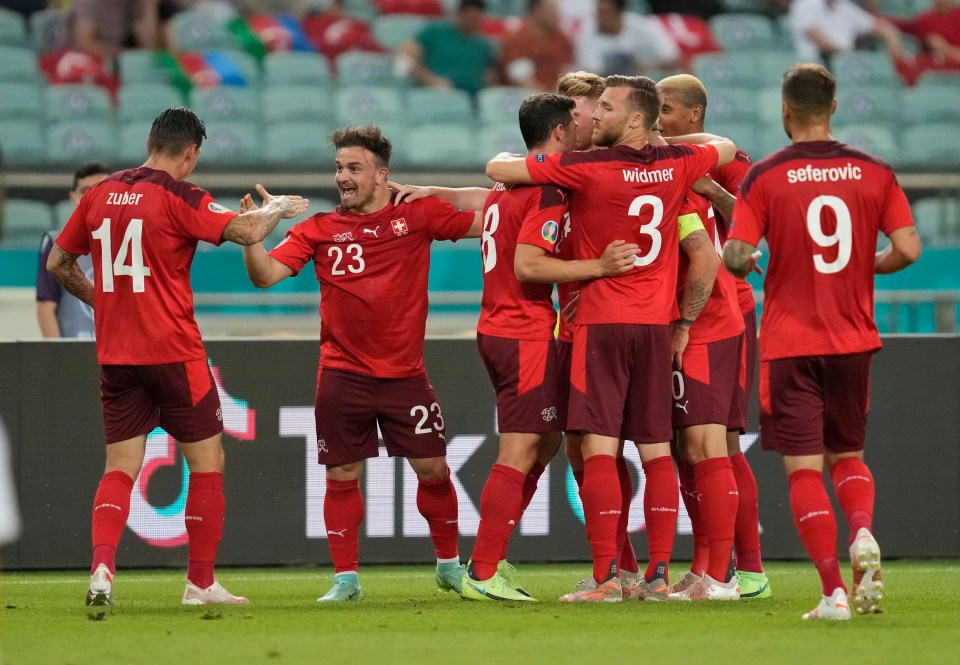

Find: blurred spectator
556;0;592;40
574;0;682;76
646;0;725;20
499;0;573;91
395;0;497;95
787;0;904;62
302;0;384;64
232;0;309;15
0;0;48;16
58;0;165;58
895;0;960;78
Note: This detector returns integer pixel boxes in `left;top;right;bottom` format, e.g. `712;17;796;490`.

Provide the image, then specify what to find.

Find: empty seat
371;14;433;50
200;121;262;163
118;120;153;164
264;51;333;86
703;86;760;125
337;51;399;87
190;86;261;121
477;86;536;125
0;82;43;119
1;198;54;248
172;9;239;52
335;86;405;124
0;8;28;48
262;85;336;123
29;8;62;53
118;49;174;84
833;85;901;128
0;46;41;84
118;83;184;121
404;88;473;126
45;84;114;122
0;119;45;164
899;124;960;167
692;53;765;89
46;120;118;163
477;123;526;159
405;124;479;168
708;13;779;52
834;124;899;163
904;84;960;125
832;51;900;86
264;122;337;165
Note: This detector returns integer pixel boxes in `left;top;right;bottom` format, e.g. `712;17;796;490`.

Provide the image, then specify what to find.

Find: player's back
57;167;235;365
477;183;561;341
735;140;913;359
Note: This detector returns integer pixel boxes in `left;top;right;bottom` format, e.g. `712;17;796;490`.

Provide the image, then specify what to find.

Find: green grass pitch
2;561;957;665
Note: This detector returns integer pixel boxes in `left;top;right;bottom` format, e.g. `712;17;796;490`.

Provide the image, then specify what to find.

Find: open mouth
339;185;357;199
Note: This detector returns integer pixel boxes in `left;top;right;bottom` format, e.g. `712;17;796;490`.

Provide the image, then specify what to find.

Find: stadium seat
337;51;400;87
757;52;807;84
264;122;336;166
404;88;474;126
899;124;960;167
703;86;760;125
46;120;119;163
833;85;901;128
692;53;764;89
335;85;405;124
262;85;336;123
172;8;240;52
710;121;766;160
118;121;152;164
264;51;333;86
118;83;184;122
371;14;433;50
708;13;779;51
755;85;783;127
190;86;261;121
834;124;899;163
44;84;114;122
199;121;262;163
207;49;261;87
477;86;536;125
374;120;410;164
758;126;789;159
0;119;45;164
118;49;174;84
405;124;479;168
0;82;43;120
0;8;28;48
343;0;378;21
28;8;62;53
904;84;960;125
54;199;75;226
831;51;900;86
0;46;42;84
913;71;960;92
1;198;55;249
477;123;526;160
911;196;960;248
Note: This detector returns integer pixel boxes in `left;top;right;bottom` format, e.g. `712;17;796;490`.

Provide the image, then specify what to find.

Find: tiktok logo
126;359;256;547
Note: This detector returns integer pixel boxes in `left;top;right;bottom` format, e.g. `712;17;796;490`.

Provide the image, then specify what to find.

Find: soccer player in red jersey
241;125;482;603
723;64;921;620
46;107;309;607
657;73;772;600
488;75;737;602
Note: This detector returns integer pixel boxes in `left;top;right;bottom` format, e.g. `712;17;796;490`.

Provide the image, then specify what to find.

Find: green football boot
317;573;363;603
436;561;466;594
735;570;772;599
461;564;537;602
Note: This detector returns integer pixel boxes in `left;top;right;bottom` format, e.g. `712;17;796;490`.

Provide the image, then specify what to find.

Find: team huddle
47;62;920;620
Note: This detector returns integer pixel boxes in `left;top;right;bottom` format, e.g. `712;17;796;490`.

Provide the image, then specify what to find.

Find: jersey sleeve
729;180;766;247
710;150;752;195
36;233;61;302
55;198;91;256
680;144;721;190
424;197;475;241
268;218;318;276
517;186;568;252
174;191;238;246
677;197;707;242
526;153;587;191
879;176;915;237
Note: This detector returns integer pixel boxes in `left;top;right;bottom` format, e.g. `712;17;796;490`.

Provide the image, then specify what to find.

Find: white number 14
91;217;152;293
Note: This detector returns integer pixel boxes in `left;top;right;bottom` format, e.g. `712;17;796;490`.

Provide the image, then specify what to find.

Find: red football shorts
672;333;744;430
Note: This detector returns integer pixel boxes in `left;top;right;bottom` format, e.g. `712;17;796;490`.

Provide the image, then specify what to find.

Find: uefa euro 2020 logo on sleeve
126;360;255;547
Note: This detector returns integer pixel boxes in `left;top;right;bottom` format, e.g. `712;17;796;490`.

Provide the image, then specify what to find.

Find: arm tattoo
686;278;710;319
708;188;736;223
53;248;95;306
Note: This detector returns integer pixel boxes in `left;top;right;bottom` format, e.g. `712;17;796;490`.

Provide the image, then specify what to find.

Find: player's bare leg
179;434;247;605
727;430;771;598
407;455;464;595
318;461;365;603
87;435;147;607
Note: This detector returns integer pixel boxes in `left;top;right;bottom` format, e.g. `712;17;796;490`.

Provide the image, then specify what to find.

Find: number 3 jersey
269;198;475;379
730;140;915;361
56;167;236;365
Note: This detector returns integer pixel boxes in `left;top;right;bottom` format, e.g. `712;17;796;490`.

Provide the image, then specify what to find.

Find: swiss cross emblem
391;218;409;237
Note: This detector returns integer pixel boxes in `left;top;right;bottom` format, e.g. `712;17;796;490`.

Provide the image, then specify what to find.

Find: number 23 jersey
269;198;475;378
730;140;914;361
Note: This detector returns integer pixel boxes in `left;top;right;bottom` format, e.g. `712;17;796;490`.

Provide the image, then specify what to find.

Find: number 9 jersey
729;140;915;361
56;168;237;365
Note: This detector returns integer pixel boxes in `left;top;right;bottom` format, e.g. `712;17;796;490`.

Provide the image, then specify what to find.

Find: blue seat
904;84;960;125
704;86;760;125
1;198;54;248
0;8;28;48
337;52;401;87
477;123;527;159
372;15;433;50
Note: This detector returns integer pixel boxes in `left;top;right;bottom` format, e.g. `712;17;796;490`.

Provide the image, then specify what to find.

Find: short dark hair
147;107;206;158
72;161;109;191
519;93;576;149
328;124;393;167
782;63;837;121
604;75;661;130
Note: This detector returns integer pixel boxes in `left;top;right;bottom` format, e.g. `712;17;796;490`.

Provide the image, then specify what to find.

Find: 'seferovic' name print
786;163;863;184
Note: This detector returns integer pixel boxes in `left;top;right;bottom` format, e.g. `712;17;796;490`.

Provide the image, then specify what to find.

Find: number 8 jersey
729;140;915;361
56;168;237;365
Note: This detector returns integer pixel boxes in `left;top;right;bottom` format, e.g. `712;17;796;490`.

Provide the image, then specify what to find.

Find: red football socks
90;470;134;575
185;472;225;589
473;464;526;580
678;460;709;576
417;468;460;560
695;457;738;582
581;455;621;583
789;469;845;595
731;452;763;573
520;461;546;513
615;456;639;574
324;478;364;574
830;457;875;545
641;455;678;582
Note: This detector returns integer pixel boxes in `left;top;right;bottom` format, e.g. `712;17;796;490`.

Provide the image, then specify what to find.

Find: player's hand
749;250;763;275
255;184;309;219
562;291;579;323
239;193;257;214
598;240;638;276
671;321;690;369
388;181;432;205
691;175;717;196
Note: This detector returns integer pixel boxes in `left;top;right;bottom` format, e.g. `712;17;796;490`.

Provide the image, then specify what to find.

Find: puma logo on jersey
363;227;380;237
106;192;144;206
675;400;689;413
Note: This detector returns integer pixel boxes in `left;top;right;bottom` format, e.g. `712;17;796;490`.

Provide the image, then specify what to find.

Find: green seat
757;52;807;84
692;53;764;89
262;86;335;123
899;124;960;167
708;13;779;51
911;196;960;248
834;124;899;163
0;119;45;164
405;124;479;168
832;51;900;86
45;84;114;122
704;86;760;125
263;121;336;166
0;46;41;84
477;86;536;125
342;0;377;21
758;126;789;159
710;121;766;160
29;8;62;53
46;119;118;163
913;71;960;92
372;15;433;50
336;52;400;87
200;121;261;164
118;120;151;164
54;199;75;226
264;51;333;87
0;8;28;48
190;85;260;121
335;85;404;124
118;83;184;121
0;82;43;119
834;84;901;128
904;84;960;124
755;85;783;127
172;9;239;52
477;123;526;159
404;88;474;126
1;198;54;248
118;49;173;85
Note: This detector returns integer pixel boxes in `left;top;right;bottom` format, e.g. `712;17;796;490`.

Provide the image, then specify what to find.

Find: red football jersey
527;143;720;325
676;191;744;344
730;141;914;361
56;167;235;365
477;183;567;341
554;206;577;343
269;198;474;378
710;149;756;315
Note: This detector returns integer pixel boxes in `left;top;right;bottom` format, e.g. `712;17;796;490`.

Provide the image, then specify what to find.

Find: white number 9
806;195;852;274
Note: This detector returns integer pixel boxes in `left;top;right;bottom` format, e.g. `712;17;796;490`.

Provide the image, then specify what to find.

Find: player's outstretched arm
664;133;737;167
388;181;490;210
223;184;309;246
46;244;94;307
238;193;295;288
876;226;921;275
515;240;637;284
722;238;761;278
486;153;534;186
691;176;736;223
